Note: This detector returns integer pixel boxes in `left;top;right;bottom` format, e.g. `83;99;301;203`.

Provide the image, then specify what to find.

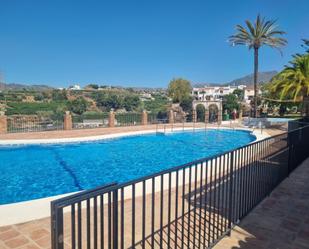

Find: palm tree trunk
253;47;259;118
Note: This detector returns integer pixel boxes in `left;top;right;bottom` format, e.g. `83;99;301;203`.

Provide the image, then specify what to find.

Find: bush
68;97;88;115
5;102;67;115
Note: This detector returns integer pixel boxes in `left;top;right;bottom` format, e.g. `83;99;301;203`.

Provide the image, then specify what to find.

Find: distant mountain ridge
193;71;278;87
1;70;278;91
227;71;277;86
0;82;53;91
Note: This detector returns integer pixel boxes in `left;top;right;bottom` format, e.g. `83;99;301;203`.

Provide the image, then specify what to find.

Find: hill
228;71;277;86
0;82;53;91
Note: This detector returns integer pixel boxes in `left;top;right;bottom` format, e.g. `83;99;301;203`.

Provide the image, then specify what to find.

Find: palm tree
229;14;287;117
270;54;309;115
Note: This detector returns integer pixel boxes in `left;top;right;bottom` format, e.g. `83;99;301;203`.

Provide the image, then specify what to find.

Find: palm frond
229;14;287;51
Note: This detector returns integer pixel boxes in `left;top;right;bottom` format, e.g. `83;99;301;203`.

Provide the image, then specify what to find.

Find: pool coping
0;126;267;145
0;127;269;226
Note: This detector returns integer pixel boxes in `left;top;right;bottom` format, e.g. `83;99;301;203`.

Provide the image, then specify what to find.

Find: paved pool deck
214;157;309;249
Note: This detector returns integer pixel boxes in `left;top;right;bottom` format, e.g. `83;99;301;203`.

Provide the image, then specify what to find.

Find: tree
223;93;240;114
167;78;192;103
233;89;244;101
68;97;88;115
34;93;44;101
229;14;287;117
123;95;141;111
179;96;193;112
269;54;309;115
52;89;67;101
302;39;309;53
143;94;170;113
93;92;123;111
86;84;99;90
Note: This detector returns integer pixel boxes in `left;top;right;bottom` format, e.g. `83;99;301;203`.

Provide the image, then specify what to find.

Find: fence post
0;112;7;134
239;109;243;121
287;132;293;176
112;189;118;249
109;111;115;128
218;109;222;125
141;111;148;125
50;203;64;249
228;151;234;235
205;109;209;124
192;109;197;123
63;111;72;130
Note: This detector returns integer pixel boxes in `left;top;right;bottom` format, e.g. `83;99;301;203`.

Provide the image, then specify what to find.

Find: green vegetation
302;39;309;53
92;91;141;112
233;89;244;101
1;87;169;117
5;102;67;115
52;89;67;101
229;14;287;117
68;97;89;115
123;95;141;111
266;39;309;116
270;54;309;101
223;93;240;114
142;94;170;113
179;96;193;113
196;104;205;122
167;78;192;103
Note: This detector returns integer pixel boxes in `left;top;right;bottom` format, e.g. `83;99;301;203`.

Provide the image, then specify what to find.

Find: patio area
214;157;309;249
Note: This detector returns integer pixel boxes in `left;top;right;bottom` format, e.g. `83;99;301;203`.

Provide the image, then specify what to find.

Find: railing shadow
131;138;289;249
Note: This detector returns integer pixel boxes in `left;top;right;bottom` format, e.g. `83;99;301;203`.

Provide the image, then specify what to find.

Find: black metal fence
51;123;309;249
7;115;64;133
115;113;142;127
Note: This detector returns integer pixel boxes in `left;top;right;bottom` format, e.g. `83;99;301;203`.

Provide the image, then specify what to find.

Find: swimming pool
0;129;255;205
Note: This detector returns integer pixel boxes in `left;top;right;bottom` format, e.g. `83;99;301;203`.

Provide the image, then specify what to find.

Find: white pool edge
0;126;267;145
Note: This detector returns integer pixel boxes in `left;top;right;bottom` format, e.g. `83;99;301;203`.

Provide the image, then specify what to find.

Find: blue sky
1;0;309;88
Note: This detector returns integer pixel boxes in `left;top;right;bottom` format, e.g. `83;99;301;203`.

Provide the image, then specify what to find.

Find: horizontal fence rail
51;122;309;249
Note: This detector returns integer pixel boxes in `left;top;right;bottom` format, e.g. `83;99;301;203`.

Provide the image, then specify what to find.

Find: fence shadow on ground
132;143;289;249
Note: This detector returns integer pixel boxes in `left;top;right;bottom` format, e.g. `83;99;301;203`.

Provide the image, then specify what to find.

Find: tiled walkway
214;157;309;249
0;122;285;141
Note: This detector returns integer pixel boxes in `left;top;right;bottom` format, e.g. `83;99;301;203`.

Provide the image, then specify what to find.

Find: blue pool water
0;129;255;204
267;118;294;123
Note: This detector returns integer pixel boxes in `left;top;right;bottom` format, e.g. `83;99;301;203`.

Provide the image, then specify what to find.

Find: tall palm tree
229;14;287;117
270;54;309;115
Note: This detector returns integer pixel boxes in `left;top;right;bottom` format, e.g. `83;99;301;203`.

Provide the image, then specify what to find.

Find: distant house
192;84;262;105
22;95;35;103
192;85;245;101
68;84;81;90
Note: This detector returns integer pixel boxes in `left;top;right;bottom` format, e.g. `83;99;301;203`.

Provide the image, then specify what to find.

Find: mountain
227;71;277;86
0;82;54;91
193;71;278;88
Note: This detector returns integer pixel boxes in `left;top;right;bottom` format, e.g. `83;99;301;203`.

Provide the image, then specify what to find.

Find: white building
68;84;81;90
192;85;244;101
192;84;259;104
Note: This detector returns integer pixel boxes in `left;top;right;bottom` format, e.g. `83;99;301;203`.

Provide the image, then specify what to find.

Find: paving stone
4;236;29;249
